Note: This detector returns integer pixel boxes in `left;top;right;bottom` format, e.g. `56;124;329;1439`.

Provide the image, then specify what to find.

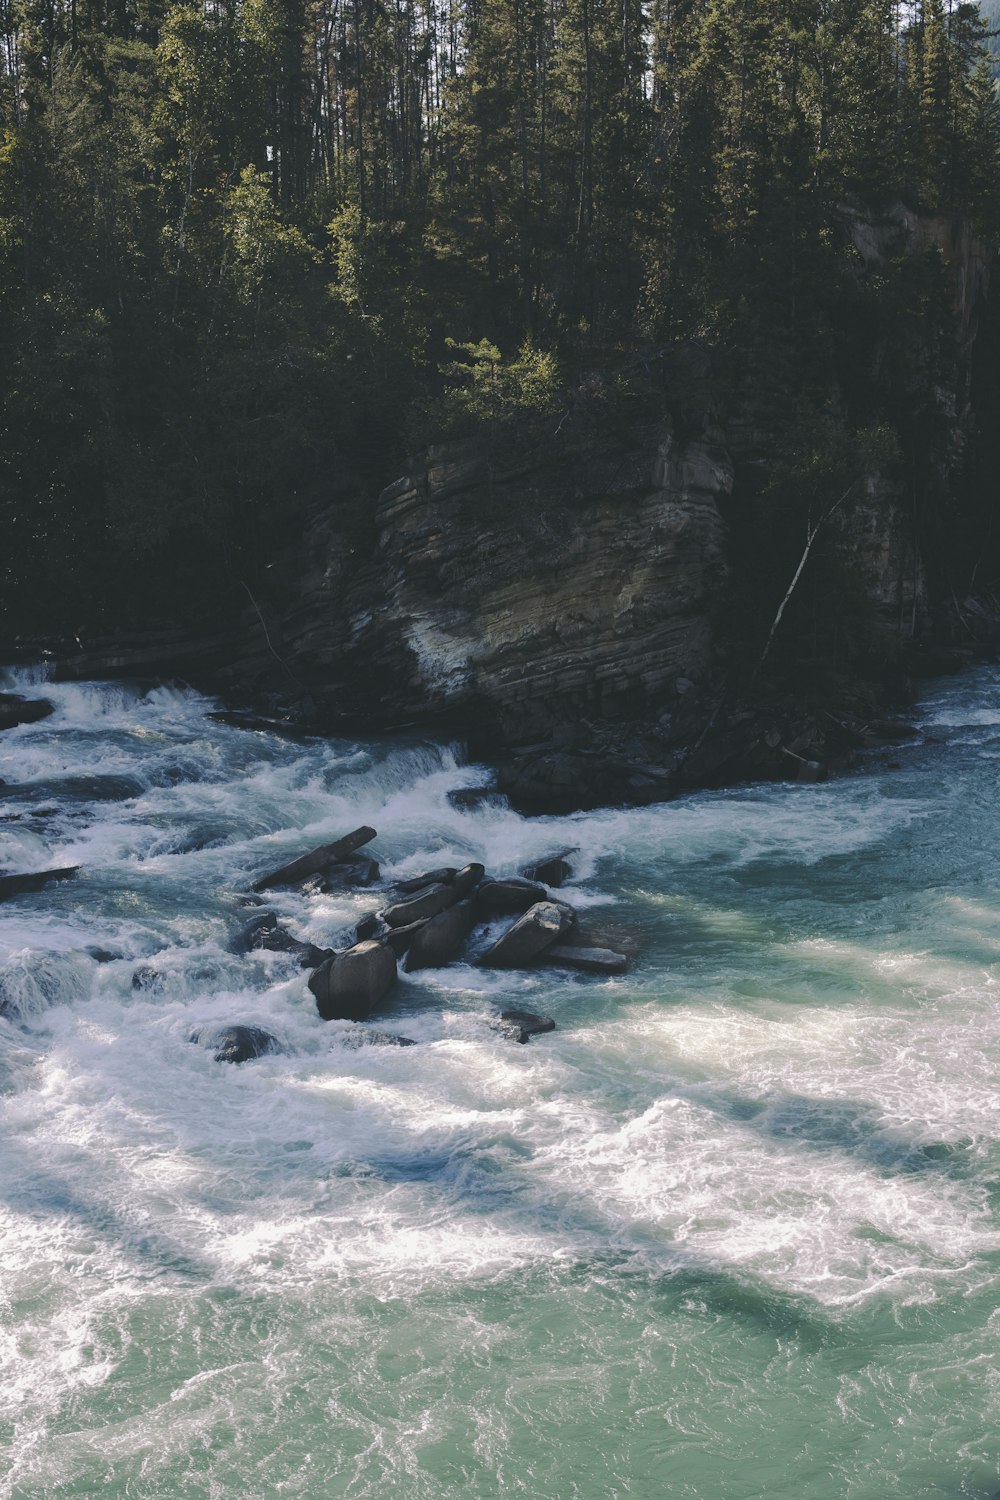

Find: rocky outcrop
0;695;53;731
353;423;731;746
39;420;733;765
22;209;990;813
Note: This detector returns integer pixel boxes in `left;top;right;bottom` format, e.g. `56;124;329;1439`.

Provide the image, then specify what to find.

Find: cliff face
349;425;732;742
40;206;993;808
201;421;732;754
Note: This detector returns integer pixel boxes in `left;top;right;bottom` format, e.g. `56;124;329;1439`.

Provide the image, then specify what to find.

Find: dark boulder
495;1010;557;1043
567;921;640;958
233;909;281;952
309;940;397;1021
523;849;577;887
477;901;573;968
252;825;377;892
192;1024;282;1063
207;710;307;737
86;946;122;964
0;867;79;901
383;919;430;957
0;695;54;732
348;914;424;957
498;751;673;815
403;901;476;972
449;862;486;901
131;965;165;992
867;719;919;742
339;1029;417;1048
541;944;628;975
447;787;508;811
394;867;457;894
233;911;333;967
383;882;454;927
2;775;143;803
384;862;484;927
475;877;548;914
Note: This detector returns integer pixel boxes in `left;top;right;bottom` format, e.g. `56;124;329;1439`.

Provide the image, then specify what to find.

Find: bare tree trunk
754;485;854;678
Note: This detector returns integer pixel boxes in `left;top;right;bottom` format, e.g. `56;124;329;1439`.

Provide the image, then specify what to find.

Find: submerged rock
477;900;573;968
0;867;79;901
495;1009;556;1043
339;1029;417;1048
0;695;54;732
234;911;334;967
206;709;307;737
192;1024;282;1063
131;965;165;992
522;849;577;887
309;940;397;1021
542;943;628;975
1;774;144;803
867;719;919;742
499;751;673;814
446;787;508;811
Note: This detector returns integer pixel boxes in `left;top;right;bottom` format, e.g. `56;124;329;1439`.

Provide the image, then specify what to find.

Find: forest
1;0;999;648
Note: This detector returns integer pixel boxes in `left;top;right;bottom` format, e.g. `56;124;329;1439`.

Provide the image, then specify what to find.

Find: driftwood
252;826;377;892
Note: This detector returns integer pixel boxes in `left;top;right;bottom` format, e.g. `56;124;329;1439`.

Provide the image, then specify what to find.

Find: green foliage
0;0;998;643
422;337;562;438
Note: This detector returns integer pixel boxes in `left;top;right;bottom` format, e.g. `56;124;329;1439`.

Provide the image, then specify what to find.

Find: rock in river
477;901;573;968
475;877;548;914
0;695;54;732
403;901;476;972
383;863;484;927
522;849;577;887
541;944;628;975
309;940;397;1021
495;1010;557;1043
192;1024;283;1063
0;867;79;901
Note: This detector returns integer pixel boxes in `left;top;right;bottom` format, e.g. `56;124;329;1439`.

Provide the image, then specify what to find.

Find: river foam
1;665;999;1498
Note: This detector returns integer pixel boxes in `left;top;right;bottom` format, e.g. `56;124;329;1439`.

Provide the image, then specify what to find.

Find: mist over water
1;665;998;1499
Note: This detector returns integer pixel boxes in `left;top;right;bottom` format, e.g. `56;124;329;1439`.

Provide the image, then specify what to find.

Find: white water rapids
0;664;998;1498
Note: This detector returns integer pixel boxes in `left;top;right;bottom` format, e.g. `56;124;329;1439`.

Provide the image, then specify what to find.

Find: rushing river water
1;664;998;1499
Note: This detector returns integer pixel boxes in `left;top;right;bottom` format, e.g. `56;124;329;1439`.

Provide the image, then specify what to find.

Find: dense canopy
1;0;998;635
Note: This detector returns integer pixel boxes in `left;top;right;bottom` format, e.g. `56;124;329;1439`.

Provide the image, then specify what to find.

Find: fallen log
252;825;377;892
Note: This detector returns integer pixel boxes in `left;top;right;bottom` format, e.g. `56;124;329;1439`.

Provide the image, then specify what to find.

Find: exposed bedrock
31;212;992;813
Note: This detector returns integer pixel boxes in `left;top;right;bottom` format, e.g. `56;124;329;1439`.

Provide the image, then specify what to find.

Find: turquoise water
0;666;998;1499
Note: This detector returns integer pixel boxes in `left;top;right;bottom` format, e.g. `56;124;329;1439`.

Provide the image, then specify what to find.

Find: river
1;664;998;1499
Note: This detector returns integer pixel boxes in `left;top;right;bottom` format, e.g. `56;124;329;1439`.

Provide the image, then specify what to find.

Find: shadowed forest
2;0;999;638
